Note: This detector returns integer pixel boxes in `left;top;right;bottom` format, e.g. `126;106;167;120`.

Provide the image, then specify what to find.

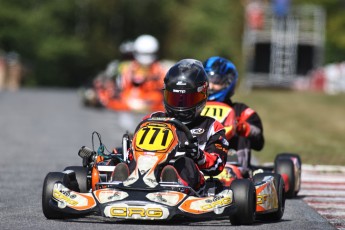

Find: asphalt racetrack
0;89;336;230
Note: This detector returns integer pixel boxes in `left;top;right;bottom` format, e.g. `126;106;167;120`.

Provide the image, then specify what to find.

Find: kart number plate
201;103;233;122
134;122;176;152
201;102;235;136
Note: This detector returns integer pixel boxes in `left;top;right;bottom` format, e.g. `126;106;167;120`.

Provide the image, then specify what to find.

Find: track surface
0;89;339;230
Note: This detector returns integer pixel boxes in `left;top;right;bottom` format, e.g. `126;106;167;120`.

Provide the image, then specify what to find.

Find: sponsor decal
179;190;232;214
146;192;186;206
255;179;278;210
53;190;78;206
108;193;120;200
172;89;186;93
149;117;173;121
190;128;204;135
201;197;232;210
215;143;228;152
109;207;163;218
94;189;129;203
152;194;168;203
104;204;169;219
257;194;269;205
176;81;186;85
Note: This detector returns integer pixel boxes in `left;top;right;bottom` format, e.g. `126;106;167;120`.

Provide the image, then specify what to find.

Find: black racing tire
229;179;256;225
63;166;89;192
275;153;302;197
42;172;69;219
254;172;285;221
274;158;295;198
275;153;302;167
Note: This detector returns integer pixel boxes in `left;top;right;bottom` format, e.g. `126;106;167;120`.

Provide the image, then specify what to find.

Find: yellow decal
257;194;269;205
110;207;163;218
201;104;232;123
201;197;232;210
224;126;233;135
213;168;232;180
53;190;78;206
135;123;174;151
214;143;228;153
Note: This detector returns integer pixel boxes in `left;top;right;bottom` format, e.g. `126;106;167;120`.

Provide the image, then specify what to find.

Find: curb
302;164;345;173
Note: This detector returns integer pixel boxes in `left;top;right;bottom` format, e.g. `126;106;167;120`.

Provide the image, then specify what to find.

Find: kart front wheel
254;172;285;221
229;179;256;225
42;172;69;219
63;166;89;192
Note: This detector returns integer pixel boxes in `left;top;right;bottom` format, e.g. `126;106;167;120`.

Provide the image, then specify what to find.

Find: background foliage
234;90;345;165
0;0;344;87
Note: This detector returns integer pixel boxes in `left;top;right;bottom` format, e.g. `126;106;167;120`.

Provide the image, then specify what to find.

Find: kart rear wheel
274;158;296;198
275;153;302;198
275;153;302;167
254;172;285;221
63;166;89;192
229;179;256;225
42;172;69;219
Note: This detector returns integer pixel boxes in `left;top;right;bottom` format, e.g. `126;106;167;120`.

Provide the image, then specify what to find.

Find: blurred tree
0;0;172;87
166;0;243;63
0;0;88;86
0;0;344;87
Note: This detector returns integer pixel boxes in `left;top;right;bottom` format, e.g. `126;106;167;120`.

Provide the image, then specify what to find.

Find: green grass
233;89;345;166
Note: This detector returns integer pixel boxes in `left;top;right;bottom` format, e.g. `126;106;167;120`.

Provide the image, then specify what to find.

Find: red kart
201;101;302;200
80;61;166;113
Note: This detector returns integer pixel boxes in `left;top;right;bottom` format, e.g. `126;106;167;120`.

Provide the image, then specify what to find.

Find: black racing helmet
163;59;209;123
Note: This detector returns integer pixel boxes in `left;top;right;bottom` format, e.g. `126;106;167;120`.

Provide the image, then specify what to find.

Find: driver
203;56;265;177
98;34;167;112
117;59;229;195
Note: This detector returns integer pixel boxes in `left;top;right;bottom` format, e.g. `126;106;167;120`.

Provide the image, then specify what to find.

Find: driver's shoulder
191;116;220;130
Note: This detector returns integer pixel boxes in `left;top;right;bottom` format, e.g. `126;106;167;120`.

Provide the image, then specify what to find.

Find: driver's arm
199;122;229;176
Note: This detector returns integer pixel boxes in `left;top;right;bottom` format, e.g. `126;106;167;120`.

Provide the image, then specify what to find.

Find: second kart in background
81;34;173;113
201;56;302;199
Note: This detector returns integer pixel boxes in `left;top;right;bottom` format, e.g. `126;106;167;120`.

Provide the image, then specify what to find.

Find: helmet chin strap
165;100;206;125
164;105;195;124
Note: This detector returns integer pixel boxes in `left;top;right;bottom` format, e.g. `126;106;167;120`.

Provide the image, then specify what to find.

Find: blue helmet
203;56;238;102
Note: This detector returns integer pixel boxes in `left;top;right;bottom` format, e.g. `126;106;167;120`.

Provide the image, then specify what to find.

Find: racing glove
184;137;205;165
236;120;251;137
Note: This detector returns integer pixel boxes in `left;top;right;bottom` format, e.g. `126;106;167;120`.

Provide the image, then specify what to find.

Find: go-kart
97;85;165;112
42;117;285;224
201;101;302;199
80;76;165;112
80;61;165;112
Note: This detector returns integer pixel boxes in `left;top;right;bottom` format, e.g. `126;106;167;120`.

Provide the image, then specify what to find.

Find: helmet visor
164;90;206;108
208;72;236;86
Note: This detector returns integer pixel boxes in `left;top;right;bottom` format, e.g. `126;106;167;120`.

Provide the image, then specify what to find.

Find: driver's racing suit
223;98;264;177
